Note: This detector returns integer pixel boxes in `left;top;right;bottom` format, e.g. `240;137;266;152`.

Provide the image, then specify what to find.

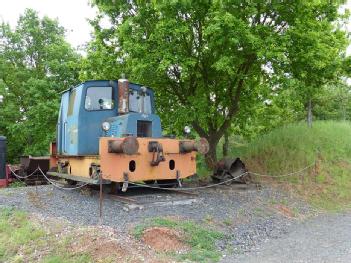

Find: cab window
67;89;76;116
85;86;114;110
129;89;152;114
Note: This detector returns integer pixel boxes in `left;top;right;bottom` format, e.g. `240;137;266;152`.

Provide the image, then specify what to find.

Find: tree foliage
0;9;80;161
89;0;349;166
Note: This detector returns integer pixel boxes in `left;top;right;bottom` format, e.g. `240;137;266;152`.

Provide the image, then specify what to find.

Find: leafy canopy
0;9;80;161
89;1;349;165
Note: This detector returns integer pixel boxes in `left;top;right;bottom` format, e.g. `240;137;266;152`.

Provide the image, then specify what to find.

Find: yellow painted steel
58;156;100;177
53;137;196;183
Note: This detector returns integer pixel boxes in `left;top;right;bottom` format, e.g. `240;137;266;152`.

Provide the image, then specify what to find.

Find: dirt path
224;212;351;263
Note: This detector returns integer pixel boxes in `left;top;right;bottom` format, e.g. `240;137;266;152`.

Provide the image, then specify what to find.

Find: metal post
0;136;7;187
99;172;103;225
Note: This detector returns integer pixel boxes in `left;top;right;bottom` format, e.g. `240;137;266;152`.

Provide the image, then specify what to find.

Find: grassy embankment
0;208;92;263
0;207;224;263
0;207;153;262
229;121;351;210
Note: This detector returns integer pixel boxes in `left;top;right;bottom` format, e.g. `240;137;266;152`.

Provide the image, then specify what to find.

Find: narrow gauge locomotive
47;79;209;191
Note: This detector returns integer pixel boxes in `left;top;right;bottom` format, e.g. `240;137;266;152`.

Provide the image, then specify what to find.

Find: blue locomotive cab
56;79;162;156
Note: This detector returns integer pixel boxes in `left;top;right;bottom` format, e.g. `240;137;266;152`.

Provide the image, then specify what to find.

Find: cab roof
60;80;154;94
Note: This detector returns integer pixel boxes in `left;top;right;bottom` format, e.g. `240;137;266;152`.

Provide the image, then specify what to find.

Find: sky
0;0;350;51
0;0;98;49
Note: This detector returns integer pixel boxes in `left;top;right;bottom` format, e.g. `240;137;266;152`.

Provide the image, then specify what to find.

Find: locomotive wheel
109;182;122;194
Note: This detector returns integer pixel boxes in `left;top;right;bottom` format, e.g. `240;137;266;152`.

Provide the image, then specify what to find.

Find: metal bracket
149;141;165;166
176;170;182;187
122;172;129;192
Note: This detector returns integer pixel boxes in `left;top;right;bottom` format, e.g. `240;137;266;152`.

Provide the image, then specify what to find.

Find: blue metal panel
57;92;69;154
77;80;118;155
105;112;162;138
67;86;81;155
56;80;161;156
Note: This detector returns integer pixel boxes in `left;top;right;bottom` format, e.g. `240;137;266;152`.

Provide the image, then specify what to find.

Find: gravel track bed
0;184;315;257
225;212;351;263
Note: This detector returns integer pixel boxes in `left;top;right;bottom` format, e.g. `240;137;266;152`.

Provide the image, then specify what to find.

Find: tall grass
233;121;351;210
237;121;351;172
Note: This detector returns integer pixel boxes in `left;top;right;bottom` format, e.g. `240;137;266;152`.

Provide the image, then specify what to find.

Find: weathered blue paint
105;112;162;138
57;80;161;156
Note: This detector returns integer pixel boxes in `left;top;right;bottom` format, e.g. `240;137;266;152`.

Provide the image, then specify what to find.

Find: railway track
104;185;199;206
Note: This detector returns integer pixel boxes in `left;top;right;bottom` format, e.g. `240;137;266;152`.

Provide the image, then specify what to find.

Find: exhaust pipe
118;77;129;114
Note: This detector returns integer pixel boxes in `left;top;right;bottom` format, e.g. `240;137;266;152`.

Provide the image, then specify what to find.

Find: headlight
184;125;191;134
102;122;111;131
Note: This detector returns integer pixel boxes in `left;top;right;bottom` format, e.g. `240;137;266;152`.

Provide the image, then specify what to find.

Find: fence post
0;136;7;187
99;172;103;225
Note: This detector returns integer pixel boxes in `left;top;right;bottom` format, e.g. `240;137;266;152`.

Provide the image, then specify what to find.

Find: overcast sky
0;0;98;49
0;0;350;51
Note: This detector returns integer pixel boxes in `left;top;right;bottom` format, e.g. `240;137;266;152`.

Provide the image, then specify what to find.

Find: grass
9;181;26;188
134;217;225;262
0;208;44;260
0;207;93;263
229;121;351;210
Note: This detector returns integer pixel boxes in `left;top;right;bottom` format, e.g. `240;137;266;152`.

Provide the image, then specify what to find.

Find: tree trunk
205;138;220;169
307;98;313;128
222;131;229;158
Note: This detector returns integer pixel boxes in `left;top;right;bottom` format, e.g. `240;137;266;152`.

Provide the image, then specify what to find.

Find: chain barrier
7;160;317;191
9;163;249;191
37;167;89;191
248;161;316;178
8;166;40;179
128;171;249;191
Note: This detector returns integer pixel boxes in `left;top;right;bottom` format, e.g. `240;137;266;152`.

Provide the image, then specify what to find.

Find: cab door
78;81;118;155
57;92;69;155
65;87;80;155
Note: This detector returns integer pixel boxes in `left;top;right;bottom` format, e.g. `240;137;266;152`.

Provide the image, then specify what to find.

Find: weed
9;181;26;188
42;254;92;263
291;207;300;217
223;219;233;226
204;214;214;224
253;207;265;216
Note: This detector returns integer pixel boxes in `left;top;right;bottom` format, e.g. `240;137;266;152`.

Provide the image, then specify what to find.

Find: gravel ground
224;212;351;263
0;183;315;258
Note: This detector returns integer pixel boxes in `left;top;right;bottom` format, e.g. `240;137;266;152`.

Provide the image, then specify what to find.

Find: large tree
0;9;80;161
89;0;349;167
